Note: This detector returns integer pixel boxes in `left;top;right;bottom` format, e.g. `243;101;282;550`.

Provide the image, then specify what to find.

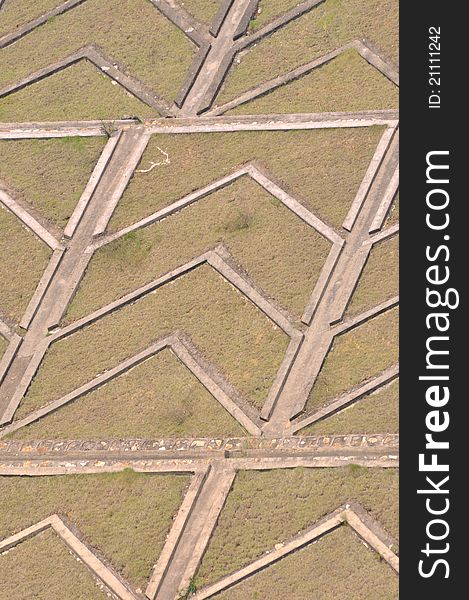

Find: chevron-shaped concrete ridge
189;503;399;599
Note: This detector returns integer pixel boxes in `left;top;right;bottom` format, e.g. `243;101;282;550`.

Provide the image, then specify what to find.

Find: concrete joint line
145;468;210;599
93;131;151;237
0;335;22;387
0;189;62;250
332;295;399;337
0;334;262;439
365;223;399;248
342;126;397;232
368;165;399;234
19;248;65;330
64;132;122;238
0;515;137;600
192;505;398;599
286;364;399;434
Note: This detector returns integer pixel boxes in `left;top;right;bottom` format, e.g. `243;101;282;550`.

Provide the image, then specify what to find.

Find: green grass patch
300;378;399;435
306;307;399;411
0;205;51;323
0;529;106;599
0;60;157;122
345;235;399;318
109;128;384;232
227;49;398;114
0;471;190;590
0;0;63;37
216;0;398;106
17;265;289;418
0;0;195;103
11;348;247;439
71;176;331;320
214;525;398;600
0;137;106;227
195;467;398;586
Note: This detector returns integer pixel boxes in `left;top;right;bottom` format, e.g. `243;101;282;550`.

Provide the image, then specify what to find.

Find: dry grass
17;265;289;418
0;205;51;323
386;192;399;227
249;0;302;31
0;529;106;600
216;0;398;105
345;235;399;318
10;348;246;439
227;49;398;114
0;471;190;590
181;0;222;24
0;59;157;122
214;525;398;600
74;176;331;319
0;0;63;37
306;307;399;412
109;128;384;232
0;137;106;227
195;466;398;586
300;378;398;435
0;0;195;103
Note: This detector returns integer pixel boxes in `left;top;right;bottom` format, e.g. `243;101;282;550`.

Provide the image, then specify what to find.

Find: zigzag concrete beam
0;334;263;439
0;0;86;49
191;504;398;599
0;515;137;600
0;47;171;116
287;364;399;434
0;250;301;425
0;189;62;250
209;40;399;117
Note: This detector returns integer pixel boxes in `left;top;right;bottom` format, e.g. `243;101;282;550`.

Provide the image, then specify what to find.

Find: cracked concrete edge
0;434;400;458
0;189;62;250
64;132;121;238
210;0;236;37
342;126;397;231
369;165;399;233
0;334;22;387
174;42;212;108
333;295;399;337
0;111;399;138
287;364;399;434
177;467;237;596
19;249;65;330
234;0;324;53
301;242;344;325
150;0;209;47
145;469;210;599
92;131;151;236
0;515;137;600
192;504;398;599
366;222;399;247
0;0;86;49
